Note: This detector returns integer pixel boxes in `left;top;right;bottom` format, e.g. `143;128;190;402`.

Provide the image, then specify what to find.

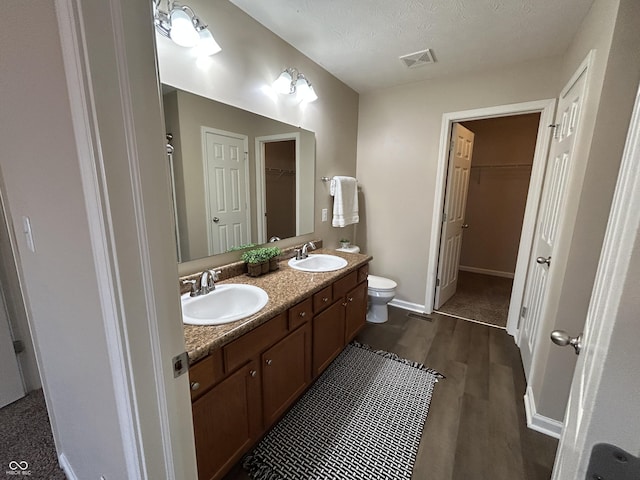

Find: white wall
0;1;129;476
157;0;360;275
529;0;640;422
356;56;563;304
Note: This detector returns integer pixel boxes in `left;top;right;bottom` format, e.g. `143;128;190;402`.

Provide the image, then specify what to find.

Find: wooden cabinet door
262;322;311;428
345;281;368;342
192;360;261;480
312;300;345;377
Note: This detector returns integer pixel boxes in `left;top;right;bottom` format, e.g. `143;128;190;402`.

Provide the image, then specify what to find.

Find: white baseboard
59;453;77;480
389;299;427;314
459;265;515;279
524;386;563;439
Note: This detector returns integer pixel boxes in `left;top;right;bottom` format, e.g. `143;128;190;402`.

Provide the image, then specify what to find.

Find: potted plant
265;246;282;271
339;238;351;249
242;248;271;277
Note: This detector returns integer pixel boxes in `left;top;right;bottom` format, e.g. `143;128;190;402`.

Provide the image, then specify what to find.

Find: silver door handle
536;256;551;266
550;330;583;355
212;217;220;223
461;224;470;229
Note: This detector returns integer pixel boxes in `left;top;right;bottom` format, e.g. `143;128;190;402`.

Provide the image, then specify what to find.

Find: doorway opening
435;114;541;329
255;133;301;243
425;99;556;337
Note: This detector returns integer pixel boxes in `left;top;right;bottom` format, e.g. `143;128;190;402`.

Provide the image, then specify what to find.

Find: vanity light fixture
153;0;221;56
273;68;318;103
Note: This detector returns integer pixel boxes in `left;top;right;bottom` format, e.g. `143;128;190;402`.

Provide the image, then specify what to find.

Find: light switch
22;216;36;253
321;208;328;222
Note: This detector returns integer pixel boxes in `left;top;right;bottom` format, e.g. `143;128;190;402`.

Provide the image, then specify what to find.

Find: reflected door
202;128;251;254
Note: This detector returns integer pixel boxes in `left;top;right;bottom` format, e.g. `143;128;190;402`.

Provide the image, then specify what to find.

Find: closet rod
470;163;532;170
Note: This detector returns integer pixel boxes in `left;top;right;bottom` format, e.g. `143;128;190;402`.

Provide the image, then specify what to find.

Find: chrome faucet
296;241;316;260
200;269;221;295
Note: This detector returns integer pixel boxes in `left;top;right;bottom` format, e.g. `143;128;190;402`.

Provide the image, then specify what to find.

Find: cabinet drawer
289;298;312;330
313;286;333;313
357;264;369;284
189;348;224;401
333;271;358;298
224;312;288;373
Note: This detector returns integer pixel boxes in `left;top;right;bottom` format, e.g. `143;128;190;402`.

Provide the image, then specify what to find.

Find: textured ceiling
229;0;595;93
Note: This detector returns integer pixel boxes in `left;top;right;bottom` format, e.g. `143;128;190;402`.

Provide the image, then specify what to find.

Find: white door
552;84;640;479
434;123;474;309
0;285;24;408
518;60;589;378
202;128;251;254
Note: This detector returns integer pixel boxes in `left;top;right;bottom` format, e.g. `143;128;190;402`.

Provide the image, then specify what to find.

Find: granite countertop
183;248;372;364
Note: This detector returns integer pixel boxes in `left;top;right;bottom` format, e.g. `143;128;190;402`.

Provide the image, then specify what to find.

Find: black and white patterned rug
243;342;444;480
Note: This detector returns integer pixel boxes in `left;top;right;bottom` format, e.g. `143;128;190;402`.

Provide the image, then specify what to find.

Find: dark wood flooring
224;306;558;480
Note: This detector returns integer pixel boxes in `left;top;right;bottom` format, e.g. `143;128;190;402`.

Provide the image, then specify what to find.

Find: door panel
203;129;250;255
0;286;24;408
435;123;474;308
518;62;589;379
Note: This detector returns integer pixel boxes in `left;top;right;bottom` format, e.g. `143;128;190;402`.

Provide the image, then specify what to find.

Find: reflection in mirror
162;86;315;263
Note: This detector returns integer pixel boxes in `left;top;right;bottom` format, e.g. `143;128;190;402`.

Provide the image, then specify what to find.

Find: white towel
330;176;359;227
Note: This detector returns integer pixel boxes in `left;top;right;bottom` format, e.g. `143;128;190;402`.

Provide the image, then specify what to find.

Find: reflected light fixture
273;68;318;103
154;0;221;56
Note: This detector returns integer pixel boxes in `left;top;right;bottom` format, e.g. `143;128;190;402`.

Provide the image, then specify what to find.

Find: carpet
243;342;443;480
0;389;65;480
437;271;513;328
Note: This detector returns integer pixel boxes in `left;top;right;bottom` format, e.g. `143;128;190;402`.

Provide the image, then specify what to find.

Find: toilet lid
368;274;397;291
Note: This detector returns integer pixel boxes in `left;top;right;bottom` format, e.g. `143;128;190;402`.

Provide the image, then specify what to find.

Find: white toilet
336;245;398;324
366;274;397;323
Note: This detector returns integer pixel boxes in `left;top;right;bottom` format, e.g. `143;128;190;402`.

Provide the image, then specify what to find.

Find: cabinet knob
342;302;348;307
190;382;200;391
322;297;329;303
250;370;257;377
299;311;306;317
348;297;354;302
265;359;273;366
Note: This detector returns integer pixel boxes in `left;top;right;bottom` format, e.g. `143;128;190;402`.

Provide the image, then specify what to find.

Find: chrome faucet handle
210;269;222;282
182;279;199;297
294;248;303;260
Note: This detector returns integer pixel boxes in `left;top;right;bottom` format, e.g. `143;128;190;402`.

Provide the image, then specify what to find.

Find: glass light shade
169;9;199;47
195;28;222;56
295;77;317;103
304;84;318;103
273;71;293;94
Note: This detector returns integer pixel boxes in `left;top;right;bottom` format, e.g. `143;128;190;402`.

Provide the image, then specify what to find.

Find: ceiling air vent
399;49;436;69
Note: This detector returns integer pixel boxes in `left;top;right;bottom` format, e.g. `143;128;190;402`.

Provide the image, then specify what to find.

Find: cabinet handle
342;302;348;307
348;297;354;302
299;311;306;317
190;382;200;391
265;359;273;366
322;297;329;303
250;370;257;377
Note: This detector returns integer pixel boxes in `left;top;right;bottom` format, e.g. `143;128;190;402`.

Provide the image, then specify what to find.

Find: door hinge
520;306;528;318
436;278;440;287
450;139;455;151
13;340;24;354
549;123;561;139
172;352;189;378
442;212;447;222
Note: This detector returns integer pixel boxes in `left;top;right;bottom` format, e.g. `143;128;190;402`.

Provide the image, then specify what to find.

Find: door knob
550;330;583;355
536;256;551;266
461;224;470;229
212;217;220;223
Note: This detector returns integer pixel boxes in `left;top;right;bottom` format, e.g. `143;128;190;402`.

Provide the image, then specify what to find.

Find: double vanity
181;248;371;480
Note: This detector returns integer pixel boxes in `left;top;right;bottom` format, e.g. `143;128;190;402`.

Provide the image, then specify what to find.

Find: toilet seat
368;275;397;292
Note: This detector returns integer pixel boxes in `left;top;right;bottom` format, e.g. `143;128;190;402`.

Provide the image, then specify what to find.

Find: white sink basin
181;284;268;326
288;254;348;272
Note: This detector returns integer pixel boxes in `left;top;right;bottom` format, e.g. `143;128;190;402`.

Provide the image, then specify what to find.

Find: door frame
201;127;251;255
255;132;301;243
425;99;556;338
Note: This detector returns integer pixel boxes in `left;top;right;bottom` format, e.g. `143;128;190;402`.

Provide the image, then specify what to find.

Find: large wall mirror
162;85;316;264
